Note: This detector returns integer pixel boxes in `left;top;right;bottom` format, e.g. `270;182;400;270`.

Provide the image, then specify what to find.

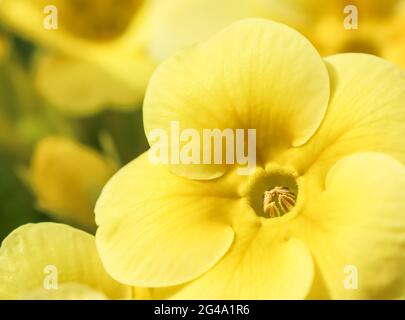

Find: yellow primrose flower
30;136;116;230
0;223;133;299
95;20;405;299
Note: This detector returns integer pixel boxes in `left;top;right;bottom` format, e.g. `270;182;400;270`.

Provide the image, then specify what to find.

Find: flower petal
144;19;330;179
166;235;314;300
0;223;131;299
95;152;240;287
295;153;405;299
284;54;405;185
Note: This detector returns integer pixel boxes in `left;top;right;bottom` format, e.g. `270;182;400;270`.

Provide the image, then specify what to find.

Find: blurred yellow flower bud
33;52;141;117
30;136;116;229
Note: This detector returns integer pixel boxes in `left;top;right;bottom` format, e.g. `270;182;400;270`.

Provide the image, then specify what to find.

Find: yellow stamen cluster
263;186;296;218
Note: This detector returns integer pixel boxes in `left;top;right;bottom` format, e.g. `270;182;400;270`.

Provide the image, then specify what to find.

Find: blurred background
0;0;404;241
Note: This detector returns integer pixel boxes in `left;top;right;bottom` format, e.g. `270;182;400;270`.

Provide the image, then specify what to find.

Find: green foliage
0;155;49;242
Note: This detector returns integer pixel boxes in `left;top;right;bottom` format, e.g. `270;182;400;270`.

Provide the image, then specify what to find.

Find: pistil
263;186;296;218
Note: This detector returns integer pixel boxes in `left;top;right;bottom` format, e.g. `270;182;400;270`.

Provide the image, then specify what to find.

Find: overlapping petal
95;151;316;297
292;153;405;299
280;54;405;187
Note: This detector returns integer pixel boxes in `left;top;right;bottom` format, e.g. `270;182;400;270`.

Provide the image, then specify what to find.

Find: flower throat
263;186;296;218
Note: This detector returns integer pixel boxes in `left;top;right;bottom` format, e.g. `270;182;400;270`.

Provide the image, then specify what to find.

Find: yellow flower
30;136;116;230
0;223;133;299
95;20;405;299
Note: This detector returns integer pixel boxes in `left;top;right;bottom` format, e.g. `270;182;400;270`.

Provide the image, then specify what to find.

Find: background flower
29;136;117;230
0;0;155;112
302;0;405;69
0;223;133;299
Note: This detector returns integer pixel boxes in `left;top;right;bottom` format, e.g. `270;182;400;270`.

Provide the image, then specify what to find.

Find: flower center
244;167;299;219
263;186;296;218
